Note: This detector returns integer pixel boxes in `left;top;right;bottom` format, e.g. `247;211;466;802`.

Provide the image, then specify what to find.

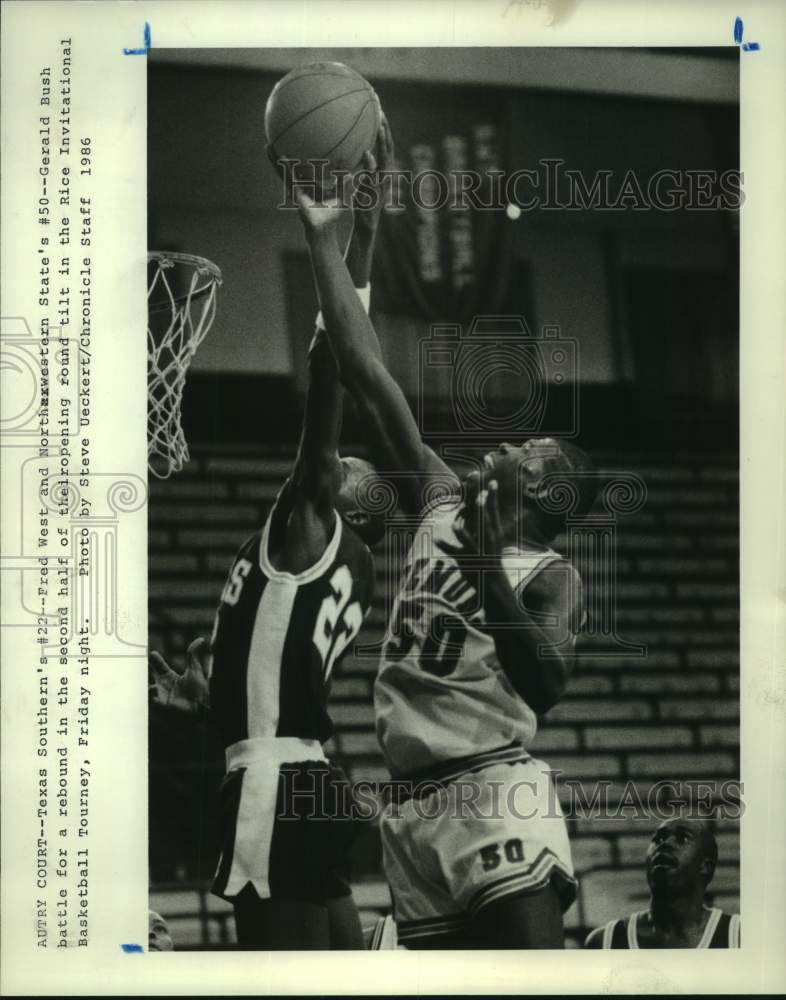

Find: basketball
265;62;381;181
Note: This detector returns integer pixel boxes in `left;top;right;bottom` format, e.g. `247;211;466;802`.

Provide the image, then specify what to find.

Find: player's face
339;505;372;529
335;495;373;535
645;820;709;894
335;460;387;546
473;438;562;512
482;438;561;479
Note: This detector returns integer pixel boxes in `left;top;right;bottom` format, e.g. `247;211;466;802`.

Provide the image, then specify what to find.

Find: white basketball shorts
379;745;576;946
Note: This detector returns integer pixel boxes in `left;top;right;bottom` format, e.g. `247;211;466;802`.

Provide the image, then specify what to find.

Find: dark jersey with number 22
210;507;374;749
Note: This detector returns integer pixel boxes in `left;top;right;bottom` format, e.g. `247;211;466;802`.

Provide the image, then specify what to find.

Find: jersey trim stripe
217;739;331;899
246;579;297;737
626;907;724;949
259;508;342;583
467;847;576;917
223;759;280;897
728;913;741;947
396;851;577;943
602;919;616;949
396;913;469;942
399;742;532;788
698;907;722;949
504;547;561;599
225;736;328;771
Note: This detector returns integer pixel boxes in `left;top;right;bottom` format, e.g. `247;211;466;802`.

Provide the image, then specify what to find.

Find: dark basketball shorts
211;737;357;904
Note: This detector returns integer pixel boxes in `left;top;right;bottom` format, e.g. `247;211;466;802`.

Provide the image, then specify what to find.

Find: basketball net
147;251;222;479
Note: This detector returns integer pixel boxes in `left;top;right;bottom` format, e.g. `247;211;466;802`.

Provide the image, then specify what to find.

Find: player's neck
649;890;708;932
515;511;551;548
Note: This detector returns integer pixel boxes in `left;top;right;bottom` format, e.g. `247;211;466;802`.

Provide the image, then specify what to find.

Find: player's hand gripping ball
265;62;382;190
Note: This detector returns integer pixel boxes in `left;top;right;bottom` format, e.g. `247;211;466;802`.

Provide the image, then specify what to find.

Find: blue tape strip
733;17;760;52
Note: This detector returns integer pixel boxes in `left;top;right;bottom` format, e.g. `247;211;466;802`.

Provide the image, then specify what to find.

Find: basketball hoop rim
148;250;223;312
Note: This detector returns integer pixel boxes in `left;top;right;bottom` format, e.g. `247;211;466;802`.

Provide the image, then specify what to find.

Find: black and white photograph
146;44;742;952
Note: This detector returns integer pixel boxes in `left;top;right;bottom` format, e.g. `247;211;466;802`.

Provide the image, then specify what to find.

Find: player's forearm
342;226;383;363
344;221;377;289
305;221;443;506
307;227;382;386
294;329;343;498
481;568;568;713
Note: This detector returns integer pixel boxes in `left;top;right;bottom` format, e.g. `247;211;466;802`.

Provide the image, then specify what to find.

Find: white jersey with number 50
374;498;563;777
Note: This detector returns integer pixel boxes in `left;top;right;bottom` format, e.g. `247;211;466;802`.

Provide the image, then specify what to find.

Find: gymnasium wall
147;51;738;396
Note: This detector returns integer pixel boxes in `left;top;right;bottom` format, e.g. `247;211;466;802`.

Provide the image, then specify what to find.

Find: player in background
162;171;389;950
285;116;598;949
148;910;175;952
584;819;740;949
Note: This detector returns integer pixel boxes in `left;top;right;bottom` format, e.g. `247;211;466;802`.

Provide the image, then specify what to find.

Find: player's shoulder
414;495;467;549
337;518;368;557
583;924;606;949
336;519;375;575
236;528;263;563
420;493;463;525
534;556;582;595
506;545;581;599
728;911;741;947
583;917;626;949
714;909;741;948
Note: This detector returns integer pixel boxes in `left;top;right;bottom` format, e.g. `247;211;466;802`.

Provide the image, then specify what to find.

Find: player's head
645;819;718;897
334;456;389;547
468;437;597;542
148;910;174;952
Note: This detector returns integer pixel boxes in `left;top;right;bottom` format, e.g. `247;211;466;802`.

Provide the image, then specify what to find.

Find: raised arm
269;325;345;574
484;555;583;713
269;185;388;572
296;184;457;517
268;117;455;516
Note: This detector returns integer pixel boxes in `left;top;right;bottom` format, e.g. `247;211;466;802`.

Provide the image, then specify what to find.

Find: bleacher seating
149;442;739;948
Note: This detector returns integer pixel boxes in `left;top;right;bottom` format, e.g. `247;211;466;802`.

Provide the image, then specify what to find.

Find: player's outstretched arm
276;327;345;572
297;194;457;515
344;115;393;295
262;145;348;570
437;480;582;714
